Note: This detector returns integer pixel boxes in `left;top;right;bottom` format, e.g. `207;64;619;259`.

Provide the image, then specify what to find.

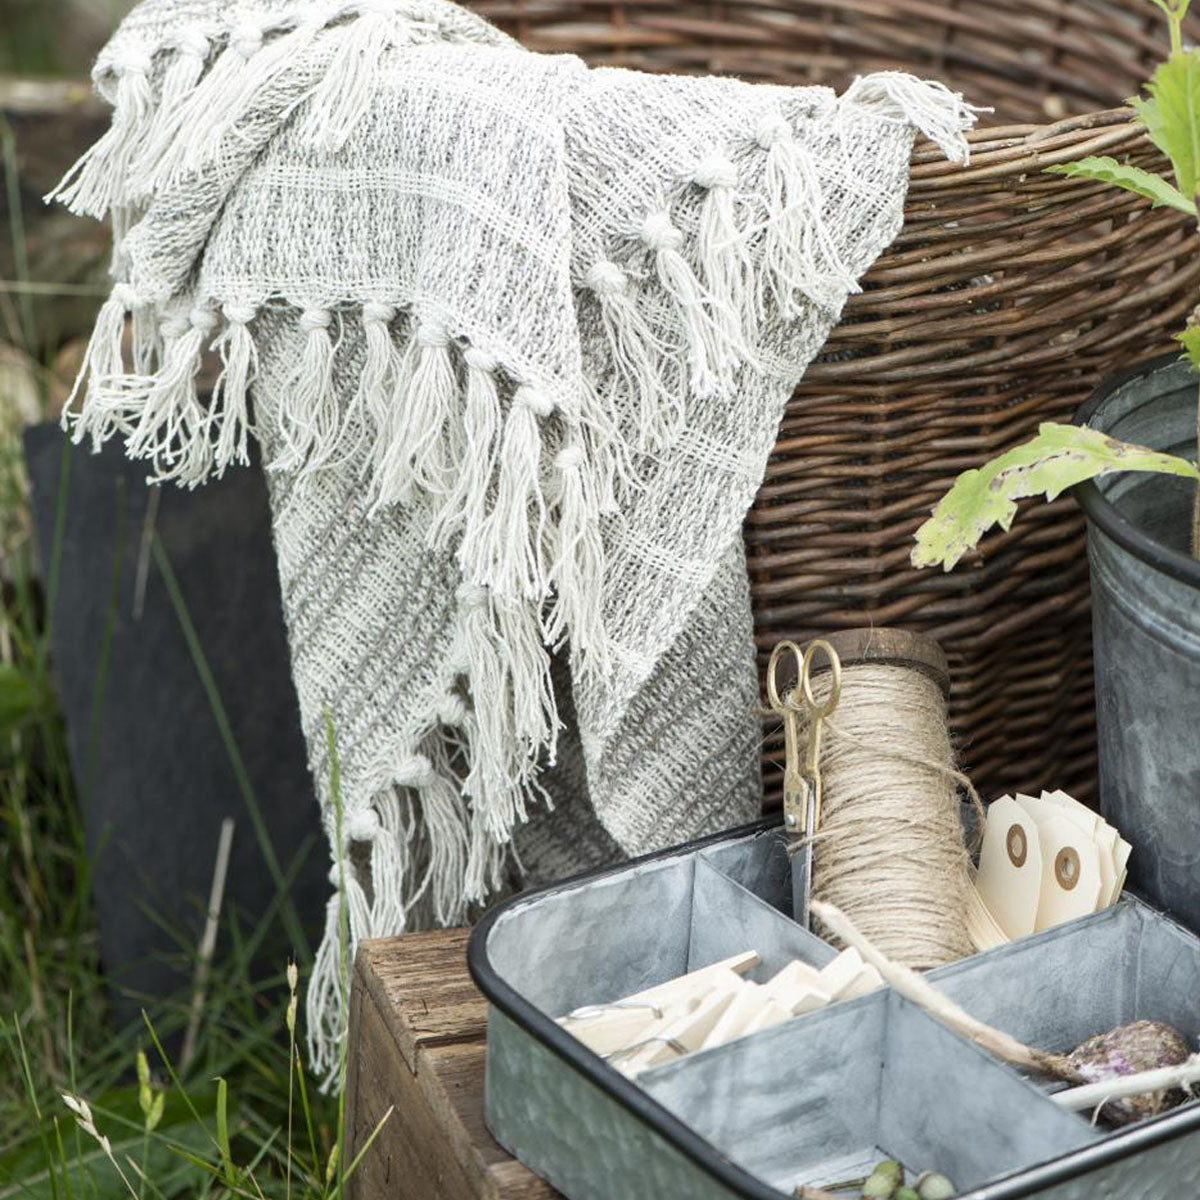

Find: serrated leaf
1045;156;1195;214
912;423;1200;571
1131;93;1173;160
1177;326;1200;370
1141;50;1200;200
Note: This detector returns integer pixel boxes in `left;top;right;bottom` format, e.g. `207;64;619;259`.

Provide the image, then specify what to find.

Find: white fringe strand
583;261;680;449
62;283;137;448
428;345;502;554
692;152;757;341
211;303;257;475
478;386;552;601
543;429;609;674
841;72;979;165
126;306;217;486
270;308;339;475
47;52;156;216
640;211;745;399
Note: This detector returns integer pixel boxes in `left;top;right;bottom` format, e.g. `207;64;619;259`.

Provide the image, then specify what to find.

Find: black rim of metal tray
467;819;1200;1200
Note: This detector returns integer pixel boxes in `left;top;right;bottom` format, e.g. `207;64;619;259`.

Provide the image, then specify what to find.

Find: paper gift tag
966;876;1010;951
976;795;1043;939
1032;812;1102;931
1042;790;1122;905
1112;835;1132;902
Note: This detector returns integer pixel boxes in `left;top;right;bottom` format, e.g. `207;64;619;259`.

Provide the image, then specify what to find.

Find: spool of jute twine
782;629;980;970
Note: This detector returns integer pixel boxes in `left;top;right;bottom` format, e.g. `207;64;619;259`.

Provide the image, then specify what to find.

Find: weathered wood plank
357;929;488;1071
346;928;560;1200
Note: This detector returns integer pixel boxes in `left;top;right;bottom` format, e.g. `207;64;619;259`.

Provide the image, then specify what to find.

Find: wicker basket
476;0;1200;806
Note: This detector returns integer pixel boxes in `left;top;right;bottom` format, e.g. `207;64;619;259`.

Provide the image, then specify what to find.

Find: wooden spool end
779;628;950;697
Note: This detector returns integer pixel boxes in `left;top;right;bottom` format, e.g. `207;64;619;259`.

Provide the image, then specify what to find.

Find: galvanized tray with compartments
467;820;1200;1200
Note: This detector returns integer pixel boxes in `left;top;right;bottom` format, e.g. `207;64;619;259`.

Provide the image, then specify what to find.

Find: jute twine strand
797;662;977;969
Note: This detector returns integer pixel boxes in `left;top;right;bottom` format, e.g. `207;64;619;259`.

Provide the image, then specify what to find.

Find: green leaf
1177;326;1200;370
1140;50;1200;200
1045;156;1195;215
1131;92;1173;160
911;423;1200;571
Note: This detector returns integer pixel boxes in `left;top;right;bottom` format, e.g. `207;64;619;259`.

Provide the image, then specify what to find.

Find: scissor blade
791;784;817;931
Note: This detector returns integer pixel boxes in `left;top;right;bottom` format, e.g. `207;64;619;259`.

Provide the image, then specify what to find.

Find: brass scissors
767;638;841;930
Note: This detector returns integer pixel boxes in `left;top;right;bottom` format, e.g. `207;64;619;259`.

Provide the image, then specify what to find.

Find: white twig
180;817;235;1071
810;899;1080;1082
1053;1055;1200;1112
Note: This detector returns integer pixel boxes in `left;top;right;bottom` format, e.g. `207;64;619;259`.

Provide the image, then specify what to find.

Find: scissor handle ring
800;639;842;718
766;639;804;713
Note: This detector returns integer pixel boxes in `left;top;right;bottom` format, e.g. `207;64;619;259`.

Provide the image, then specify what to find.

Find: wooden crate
345;928;560;1200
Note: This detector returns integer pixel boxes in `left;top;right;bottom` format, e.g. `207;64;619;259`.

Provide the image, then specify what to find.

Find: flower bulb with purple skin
1067;1019;1194;1125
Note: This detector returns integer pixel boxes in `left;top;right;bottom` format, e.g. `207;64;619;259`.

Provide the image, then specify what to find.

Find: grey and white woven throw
55;0;976;1078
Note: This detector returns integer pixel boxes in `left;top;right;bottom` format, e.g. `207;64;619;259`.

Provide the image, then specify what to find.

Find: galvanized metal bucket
1075;355;1200;933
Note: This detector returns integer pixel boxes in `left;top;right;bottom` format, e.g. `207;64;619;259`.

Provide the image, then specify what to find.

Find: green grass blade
213;1081;233;1188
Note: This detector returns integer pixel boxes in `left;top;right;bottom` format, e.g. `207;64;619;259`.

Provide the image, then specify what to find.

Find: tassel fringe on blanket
56;0;978;1085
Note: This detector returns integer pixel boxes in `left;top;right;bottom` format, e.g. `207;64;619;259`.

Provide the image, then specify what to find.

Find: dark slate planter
1075;355;1200;933
23;425;326;1026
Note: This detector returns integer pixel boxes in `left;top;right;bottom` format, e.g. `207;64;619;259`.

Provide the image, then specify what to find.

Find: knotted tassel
131;28;213;199
47;50;156;216
543;431;608;673
371;789;416;930
138;16;320;192
210;303;258;477
306;853;372;1089
62;282;137;449
381;753;439;921
369;333;419;513
127;306;218;487
347;797;408;939
640;211;745;400
583;260;679;449
271;307;339;475
428;345;501;554
756;111;854;318
372;320;458;509
479;386;552;602
406;321;460;496
339;858;374;943
145;18;268;188
299;9;399;153
692;152;757;342
841;72;977;165
341;302;397;474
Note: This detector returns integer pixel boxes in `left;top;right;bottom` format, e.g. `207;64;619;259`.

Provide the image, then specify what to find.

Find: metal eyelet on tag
1056;846;1081;891
1007;823;1027;868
